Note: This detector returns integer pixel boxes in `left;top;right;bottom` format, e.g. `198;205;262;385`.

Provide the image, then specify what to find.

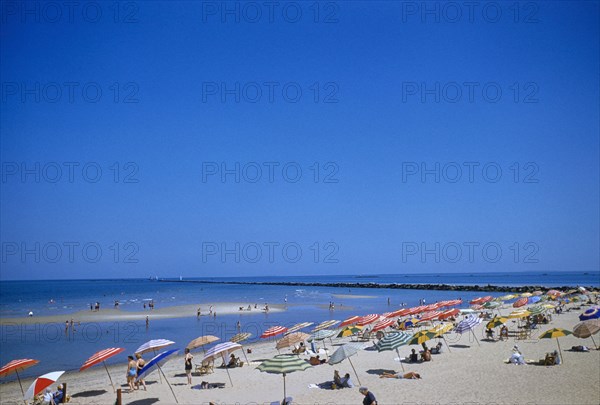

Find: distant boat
179;276;183;281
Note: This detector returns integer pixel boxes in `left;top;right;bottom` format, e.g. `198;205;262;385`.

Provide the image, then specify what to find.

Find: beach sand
1;305;598;405
0;303;284;326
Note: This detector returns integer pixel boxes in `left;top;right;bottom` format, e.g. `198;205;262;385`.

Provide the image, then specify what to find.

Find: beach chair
306;341;328;357
543;353;556;366
195;361;214;375
358;330;371;341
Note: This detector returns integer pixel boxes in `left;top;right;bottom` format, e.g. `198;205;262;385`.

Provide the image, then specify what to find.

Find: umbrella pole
283;373;287;404
442;336;452;353
157;364;178;403
154;350;163;384
241;345;250;365
557;338;563;365
591;335;597;350
471;329;480;346
395;348;405;372
16;370;26;405
221;353;234;387
103;361;116;392
348;356;362;386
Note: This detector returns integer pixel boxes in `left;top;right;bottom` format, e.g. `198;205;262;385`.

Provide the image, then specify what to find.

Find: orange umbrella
513;297;528;308
0;359;39;398
80;348;125;392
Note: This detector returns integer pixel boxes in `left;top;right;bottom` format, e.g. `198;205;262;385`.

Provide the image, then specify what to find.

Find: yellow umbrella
337;325;363;338
486;316;508;329
408;330;437;346
499;294;516;300
521;292;533;298
508;310;531;319
539;328;573;364
429;323;453;336
542;304;556;309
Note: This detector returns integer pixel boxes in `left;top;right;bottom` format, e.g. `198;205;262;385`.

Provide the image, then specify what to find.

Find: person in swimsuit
126;356;137;392
184;348;193;385
135;353;146;391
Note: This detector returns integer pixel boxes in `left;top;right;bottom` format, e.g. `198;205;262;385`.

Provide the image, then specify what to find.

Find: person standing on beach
135;353;147;391
359;387;377;405
184;348;193;385
126;356;137;392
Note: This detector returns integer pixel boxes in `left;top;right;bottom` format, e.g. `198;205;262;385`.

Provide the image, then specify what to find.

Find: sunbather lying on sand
380;371;421;379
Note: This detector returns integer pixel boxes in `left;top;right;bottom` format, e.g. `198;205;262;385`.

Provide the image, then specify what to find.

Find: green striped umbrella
374;332;412;372
483;301;501;309
528;305;545;316
256;354;312;400
408;330;437;346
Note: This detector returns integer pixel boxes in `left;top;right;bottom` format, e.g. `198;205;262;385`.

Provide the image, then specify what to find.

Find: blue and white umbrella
455;316;482;346
136;349;179;403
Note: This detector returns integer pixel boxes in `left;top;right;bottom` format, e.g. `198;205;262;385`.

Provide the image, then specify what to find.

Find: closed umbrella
313;320;340;332
186;335;219;351
0;359;39;400
261;326;288;339
573;319;600;348
539;328;573;365
24;371;64;401
136;349;179;402
230;332;252;364
327;343;363;385
256;354;311;401
79;348;124;392
374;332;412;372
203;342;242;386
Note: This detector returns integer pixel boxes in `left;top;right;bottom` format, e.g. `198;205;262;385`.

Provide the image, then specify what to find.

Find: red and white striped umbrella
0;359;39;397
24;371;64;400
261;326;288;338
470;296;492;305
340;316;360;327
372;318;395;332
420;311;441;322
356;314;379;326
80;348;125;392
423;304;439;311
513;297;528;308
387;308;409;318
403;307;420;316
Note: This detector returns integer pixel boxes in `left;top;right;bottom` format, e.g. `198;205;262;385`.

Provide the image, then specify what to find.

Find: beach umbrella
136;349;179;402
230;332;252;343
498;294;516;301
579;307;600;321
399;318;419;329
0;359;39;399
486;316;508;330
256;354;311;401
328;343;363;385
547;289;562;297
135;339;175;355
532;291;544;296
455;316;482;346
483;301;501;309
539;328;572;365
542;304;556;309
276;332;310;350
372;318;395;332
508;310;531;319
261;326;288;339
356;314;380;326
337;325;363;338
513;297;528;308
312;320;340;332
186;335;219;351
428;323;454;352
386;309;407;318
438;308;459;320
408;330;437;346
203;342;242;386
24;371;64;401
286;322;313;334
528;305;545;316
573;319;600;348
79;347;124;392
470;296;490;305
459;308;475;314
374;332;412;372
419;311;441;322
521;292;533;298
528;296;542;304
339;316;360;327
309;329;337;341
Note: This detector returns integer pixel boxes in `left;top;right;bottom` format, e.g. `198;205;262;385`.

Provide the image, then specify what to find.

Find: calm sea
0;271;598;380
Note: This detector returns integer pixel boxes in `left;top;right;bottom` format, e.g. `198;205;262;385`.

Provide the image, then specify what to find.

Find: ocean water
0;271;597;380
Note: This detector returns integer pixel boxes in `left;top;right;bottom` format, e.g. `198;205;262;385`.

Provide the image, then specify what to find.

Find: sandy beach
0;303;284;326
1;303;598;405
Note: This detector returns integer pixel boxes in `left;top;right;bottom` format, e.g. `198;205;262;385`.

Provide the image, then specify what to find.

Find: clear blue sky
1;1;598;280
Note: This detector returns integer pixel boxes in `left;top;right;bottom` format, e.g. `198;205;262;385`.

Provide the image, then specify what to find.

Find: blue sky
1;1;599;280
